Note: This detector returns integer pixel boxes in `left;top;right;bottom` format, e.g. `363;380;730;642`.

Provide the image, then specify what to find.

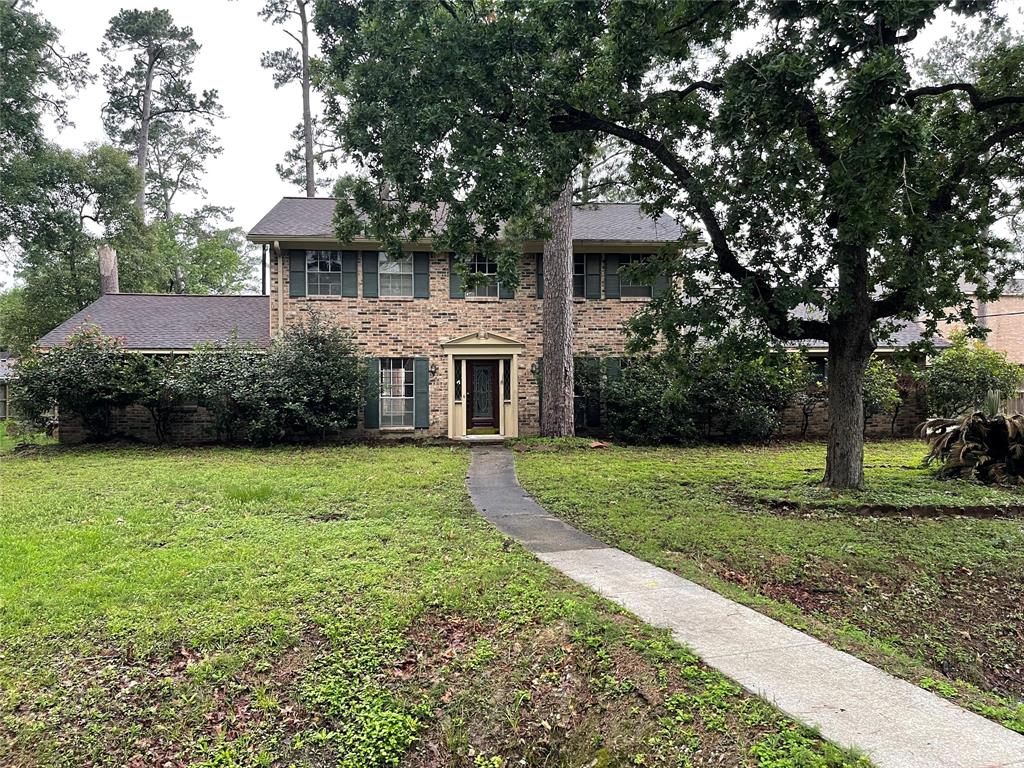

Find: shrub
606;356;694;444
923;332;1024;417
12;326;154;439
266;313;368;439
172;336;272;443
680;332;806;441
862;358;901;425
173;312;369;444
606;332;805;445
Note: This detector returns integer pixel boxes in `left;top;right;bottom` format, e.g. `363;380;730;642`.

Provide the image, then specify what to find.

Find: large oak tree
318;0;1024;487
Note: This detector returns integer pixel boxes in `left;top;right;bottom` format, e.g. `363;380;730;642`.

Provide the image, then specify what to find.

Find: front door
467;360;499;432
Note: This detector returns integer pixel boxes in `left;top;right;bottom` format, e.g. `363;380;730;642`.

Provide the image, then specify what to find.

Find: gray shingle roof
36;294;270;351
248;197;682;243
783;306;949;350
1000;279;1024;296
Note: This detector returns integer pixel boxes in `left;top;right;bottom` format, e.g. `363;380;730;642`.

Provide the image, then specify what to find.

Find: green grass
514;438;1024;734
0;421;54;453
0;444;869;767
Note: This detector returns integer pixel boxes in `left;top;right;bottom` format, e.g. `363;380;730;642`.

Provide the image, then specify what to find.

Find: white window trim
380;357;415;429
306;250;343;297
378;251;414;298
465;254;500;298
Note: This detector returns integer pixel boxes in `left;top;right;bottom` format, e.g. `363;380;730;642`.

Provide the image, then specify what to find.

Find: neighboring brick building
943;280;1024;364
248;197;680;439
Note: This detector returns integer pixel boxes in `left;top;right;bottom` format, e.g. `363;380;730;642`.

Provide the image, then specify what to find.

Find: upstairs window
379;252;414;297
307;251;342;296
465;253;499;298
619;254;653;298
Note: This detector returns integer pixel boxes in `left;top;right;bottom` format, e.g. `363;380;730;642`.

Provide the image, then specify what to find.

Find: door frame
440;331;524;439
466;359;500;430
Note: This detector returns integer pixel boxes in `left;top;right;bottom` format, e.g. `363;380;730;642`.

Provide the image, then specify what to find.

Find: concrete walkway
466;445;1024;768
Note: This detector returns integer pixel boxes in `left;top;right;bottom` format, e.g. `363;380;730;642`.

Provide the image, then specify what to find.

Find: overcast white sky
2;1;1020;292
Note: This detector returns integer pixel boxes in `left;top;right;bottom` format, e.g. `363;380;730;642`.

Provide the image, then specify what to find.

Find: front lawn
514;439;1024;734
0;445;867;767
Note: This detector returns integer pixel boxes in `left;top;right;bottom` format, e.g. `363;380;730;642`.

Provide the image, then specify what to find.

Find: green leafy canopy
317;0;1024;343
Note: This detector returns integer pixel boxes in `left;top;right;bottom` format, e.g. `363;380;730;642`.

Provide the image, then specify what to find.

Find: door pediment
441;330;524;351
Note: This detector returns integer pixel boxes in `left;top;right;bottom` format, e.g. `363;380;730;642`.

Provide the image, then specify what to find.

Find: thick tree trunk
299;0;315;198
540;177;575;437
135;52;157;216
823;320;875;490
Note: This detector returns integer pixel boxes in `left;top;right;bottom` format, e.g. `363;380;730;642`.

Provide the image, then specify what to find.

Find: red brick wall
778;389;926;439
58;406;217;445
271;249;647;436
941;295;1024;364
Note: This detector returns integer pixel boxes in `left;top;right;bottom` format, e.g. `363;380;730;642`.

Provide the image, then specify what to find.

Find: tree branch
550;105;828;341
872;118;1024;320
662;1;717;37
796;94;837;167
903;83;1024;111
643;81;723;108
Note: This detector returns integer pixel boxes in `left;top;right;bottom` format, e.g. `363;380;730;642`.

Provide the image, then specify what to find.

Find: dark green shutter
362;251;379;298
536;253;544;298
364;357;380;429
413;252;430;298
289;251;307;297
342;251;357;297
653;269;669;298
449;254;464;298
414;357;429;429
585;254;601;299
605;254;621;298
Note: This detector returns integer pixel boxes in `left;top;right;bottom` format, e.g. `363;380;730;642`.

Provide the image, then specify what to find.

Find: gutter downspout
273;240;284;337
262;243;267;296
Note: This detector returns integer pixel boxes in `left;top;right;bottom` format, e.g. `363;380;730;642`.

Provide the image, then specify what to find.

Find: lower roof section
36;294;270;351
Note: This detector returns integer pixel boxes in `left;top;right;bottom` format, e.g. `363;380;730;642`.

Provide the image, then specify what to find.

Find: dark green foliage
923;333;1024;417
862;358;902;424
920;412;1024;485
264;313;367;439
606;333;805;445
0;1;91;241
13;315;367;445
171;336;272;443
12;326;153;438
175;313;368;444
679;333;807;441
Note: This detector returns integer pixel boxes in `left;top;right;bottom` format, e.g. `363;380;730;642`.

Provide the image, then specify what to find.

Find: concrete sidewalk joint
466;445;1024;768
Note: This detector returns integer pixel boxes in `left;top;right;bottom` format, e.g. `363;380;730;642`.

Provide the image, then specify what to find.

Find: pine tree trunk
823;321;874;490
135;51;157;216
541;177;575;437
299;0;315;198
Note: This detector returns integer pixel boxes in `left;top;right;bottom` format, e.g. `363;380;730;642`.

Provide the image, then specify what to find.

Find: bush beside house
922;332;1024;418
12;316;368;445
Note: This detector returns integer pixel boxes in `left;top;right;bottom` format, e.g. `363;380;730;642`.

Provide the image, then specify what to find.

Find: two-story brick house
247;197;682;440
